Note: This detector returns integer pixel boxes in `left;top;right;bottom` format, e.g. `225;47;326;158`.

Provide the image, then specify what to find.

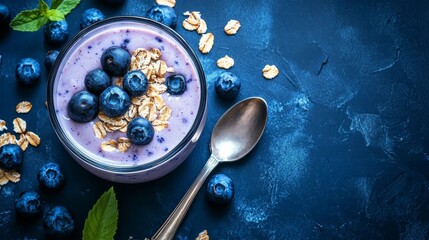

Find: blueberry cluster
67;46;186;146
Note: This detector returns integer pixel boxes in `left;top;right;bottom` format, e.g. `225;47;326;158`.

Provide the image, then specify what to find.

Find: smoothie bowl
47;17;207;183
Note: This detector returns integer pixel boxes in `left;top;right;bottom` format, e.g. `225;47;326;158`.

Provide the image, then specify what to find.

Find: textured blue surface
1;0;429;239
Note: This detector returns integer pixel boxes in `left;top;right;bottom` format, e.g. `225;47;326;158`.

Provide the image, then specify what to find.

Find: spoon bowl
152;97;268;240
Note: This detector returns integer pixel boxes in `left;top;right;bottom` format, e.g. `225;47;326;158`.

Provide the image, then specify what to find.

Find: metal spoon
152;97;268;240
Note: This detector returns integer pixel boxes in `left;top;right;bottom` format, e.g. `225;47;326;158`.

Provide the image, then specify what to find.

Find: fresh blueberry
101;0;126;5
123;70;148;97
99;86;130;117
101;46;131;76
0;4;10;26
15;191;42;218
15;58;41;85
85;69;111;95
166;74;186;95
0;144;24;170
44;20;69;45
206;174;234;205
37;162;65;190
127;117;154;145
45;50;59;70
67;90;99;123
43;206;75;239
214;72;241;99
146;5;177;28
80;8;105;29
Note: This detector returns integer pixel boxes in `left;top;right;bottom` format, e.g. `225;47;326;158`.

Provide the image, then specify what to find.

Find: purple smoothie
53;20;201;168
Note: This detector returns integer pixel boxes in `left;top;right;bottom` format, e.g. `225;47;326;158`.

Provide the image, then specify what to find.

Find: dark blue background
1;0;429;239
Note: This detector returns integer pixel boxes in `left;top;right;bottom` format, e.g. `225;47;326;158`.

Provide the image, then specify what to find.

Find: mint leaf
46;9;65;21
56;0;81;15
10;9;47;32
83;187;118;240
51;0;64;9
38;0;49;14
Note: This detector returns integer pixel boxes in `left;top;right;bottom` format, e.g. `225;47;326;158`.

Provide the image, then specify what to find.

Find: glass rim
47;16;207;173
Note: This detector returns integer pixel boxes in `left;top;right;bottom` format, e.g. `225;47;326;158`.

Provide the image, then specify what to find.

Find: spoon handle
152;155;219;240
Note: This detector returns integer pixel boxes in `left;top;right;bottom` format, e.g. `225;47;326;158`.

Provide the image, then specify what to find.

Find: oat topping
199;33;214;54
156;0;176;7
101;139;118;152
13;117;27;134
196;230;209;240
25;131;41;147
16;101;32;114
97;47;174;152
0;120;7;132
224;20;241;35
216;55;235;69
262;64;279;79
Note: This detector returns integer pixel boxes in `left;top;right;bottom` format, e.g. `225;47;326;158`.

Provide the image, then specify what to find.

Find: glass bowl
47;17;207;183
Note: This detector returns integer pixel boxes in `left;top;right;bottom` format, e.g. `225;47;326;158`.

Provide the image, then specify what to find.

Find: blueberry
206;174;234;205
15;58;41;85
123;70;148;97
45;50;59;70
127;117;154;145
0;144;24;170
166;74;186;95
85;69;111;95
44;20;69;45
37;162;65;190
101;0;126;5
80;8;105;29
99;86;130;117
146;5;177;28
43;206;75;239
15;191;42;217
67;90;99;123
101;46;131;76
0;4;10;25
214;72;241;99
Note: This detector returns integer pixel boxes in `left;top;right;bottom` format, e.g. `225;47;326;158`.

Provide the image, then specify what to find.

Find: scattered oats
156;0;176;7
216;55;235;69
196;230;209;240
182;11;201;31
0;120;7;132
224;19;241;35
13;117;27;134
117;137;131;152
199;33;214;54
17;134;29;151
158;106;172;121
5;170;20;183
0;170;8;186
25;131;41;147
197;19;207;34
101;139;117;152
93;122;107;139
16;101;32;114
0;133;17;147
262;64;279;79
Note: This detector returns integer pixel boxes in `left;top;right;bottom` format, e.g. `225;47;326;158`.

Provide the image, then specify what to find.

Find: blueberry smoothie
51;19;203;170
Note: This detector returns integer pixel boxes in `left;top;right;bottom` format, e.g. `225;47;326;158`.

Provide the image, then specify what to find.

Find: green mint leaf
38;0;49;15
83;187;118;240
51;0;64;9
56;0;81;16
46;9;65;21
10;9;47;32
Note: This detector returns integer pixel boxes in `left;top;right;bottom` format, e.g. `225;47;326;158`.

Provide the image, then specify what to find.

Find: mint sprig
83;187;119;240
10;0;80;32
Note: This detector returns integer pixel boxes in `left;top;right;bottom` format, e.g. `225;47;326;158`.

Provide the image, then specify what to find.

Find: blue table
1;0;429;239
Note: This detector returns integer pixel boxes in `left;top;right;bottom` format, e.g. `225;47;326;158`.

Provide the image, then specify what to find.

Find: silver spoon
152;97;268;240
